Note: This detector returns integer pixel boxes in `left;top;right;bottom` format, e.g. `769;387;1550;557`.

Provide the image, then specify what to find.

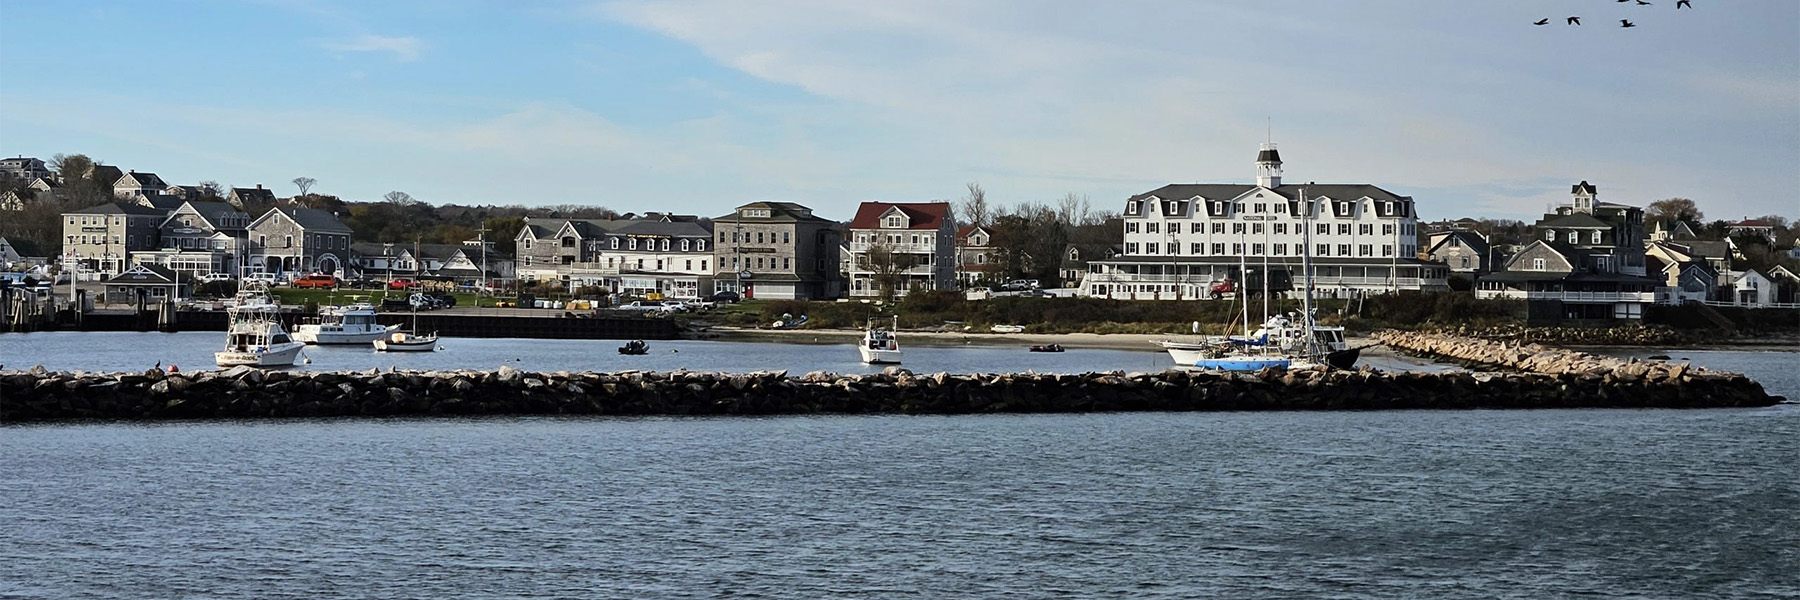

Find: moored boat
618;340;649;355
215;286;306;367
1028;344;1065;352
294;303;397;345
859;316;902;364
373;330;438;352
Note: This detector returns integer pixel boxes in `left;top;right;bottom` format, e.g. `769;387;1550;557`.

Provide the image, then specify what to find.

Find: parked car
245;272;279;285
292;274;340;289
658;300;690;312
197;272;234;284
615;301;672;313
388;278;421;290
425;291;457;308
408;292;447;311
380;297;413;312
708;290;741;303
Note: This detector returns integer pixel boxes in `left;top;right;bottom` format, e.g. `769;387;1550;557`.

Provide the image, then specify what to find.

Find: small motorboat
619;340;650;355
1028;344;1065;353
858;316;901;364
990;324;1025;333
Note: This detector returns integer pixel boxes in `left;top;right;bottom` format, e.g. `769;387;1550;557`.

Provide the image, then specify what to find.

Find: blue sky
2;0;1795;224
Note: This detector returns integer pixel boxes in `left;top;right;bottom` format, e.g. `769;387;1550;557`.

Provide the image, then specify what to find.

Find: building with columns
1083;143;1448;300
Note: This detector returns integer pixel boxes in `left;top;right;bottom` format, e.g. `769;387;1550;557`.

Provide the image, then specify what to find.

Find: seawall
1;361;1777;423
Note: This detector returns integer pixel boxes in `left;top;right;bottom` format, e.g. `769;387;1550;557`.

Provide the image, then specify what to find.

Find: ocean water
3;334;1796;598
1;409;1795;599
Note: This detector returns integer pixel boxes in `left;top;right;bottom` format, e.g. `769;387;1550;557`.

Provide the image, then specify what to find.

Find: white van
245;272;278;285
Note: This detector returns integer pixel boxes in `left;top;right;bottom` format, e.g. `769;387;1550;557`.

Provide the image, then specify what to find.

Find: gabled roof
1571;180;1597;195
164;201;249;230
65;202;166;216
848;201;952;230
103;263;179;285
228;186;278;203
86;165;123;184
1426;230;1489;256
115;171;167;188
956;225;990;243
614;218;712;238
258;206;352;233
136;193;186;211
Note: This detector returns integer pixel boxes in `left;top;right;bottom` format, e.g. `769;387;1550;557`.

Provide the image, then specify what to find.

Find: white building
1084;143;1448;299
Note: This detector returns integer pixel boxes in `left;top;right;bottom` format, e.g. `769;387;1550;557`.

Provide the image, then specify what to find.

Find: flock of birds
1537;0;1693;28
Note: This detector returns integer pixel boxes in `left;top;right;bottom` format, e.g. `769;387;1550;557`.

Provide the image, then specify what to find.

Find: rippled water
3;409;1796;599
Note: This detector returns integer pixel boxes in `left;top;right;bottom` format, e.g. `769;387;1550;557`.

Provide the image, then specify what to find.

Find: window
656;260;664;270
1233;202;1244;213
1252;223;1263;235
1317;224;1329;235
1382;244;1393;257
1252;243;1264;254
1274;223;1286;235
1359;244;1372;256
1383;224;1395;236
661;239;670;252
1126;222;1140;234
1274;243;1287;255
1212;223;1225;234
1359;224;1373;236
1275;203;1286;214
1591;231;1603;244
697;240;706;252
1232;243;1243;254
1384;201;1393;214
1338;244;1351;256
701;260;708;271
1191;242;1203;255
1318;244;1330;256
757;232;765;244
911;234;920;245
784;258;791;270
285;235;292;248
886;216;902;228
783;232;791;244
1544;230;1555;241
1568;231;1579;244
1126;242;1139;254
629;238;638;250
1533;258;1546;270
1233;223;1246;234
1190;223;1203;234
1145;243;1158;254
1338;224;1351;235
1167;242;1178;254
1146;222;1159;234
1254;203;1266;213
681;240;690;251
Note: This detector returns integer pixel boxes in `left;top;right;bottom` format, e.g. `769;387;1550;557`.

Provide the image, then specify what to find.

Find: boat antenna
1300;187;1316;363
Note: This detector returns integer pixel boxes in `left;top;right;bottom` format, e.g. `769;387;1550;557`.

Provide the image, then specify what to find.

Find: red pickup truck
292;274;339;289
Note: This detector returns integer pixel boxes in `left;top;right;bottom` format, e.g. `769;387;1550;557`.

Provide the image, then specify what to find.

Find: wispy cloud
322;34;424;61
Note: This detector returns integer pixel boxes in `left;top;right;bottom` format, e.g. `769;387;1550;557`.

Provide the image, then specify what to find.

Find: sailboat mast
1300;188;1315;360
1238;231;1250;340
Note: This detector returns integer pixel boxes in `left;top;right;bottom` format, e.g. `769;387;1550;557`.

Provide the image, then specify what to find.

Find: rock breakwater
1;360;1777;423
1376;330;1767;388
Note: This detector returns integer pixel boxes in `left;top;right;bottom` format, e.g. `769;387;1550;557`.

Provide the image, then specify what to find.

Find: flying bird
1621;19;1637;27
1534;18;1550;25
1567;16;1581;25
1635;0;1651;5
1677;0;1691;7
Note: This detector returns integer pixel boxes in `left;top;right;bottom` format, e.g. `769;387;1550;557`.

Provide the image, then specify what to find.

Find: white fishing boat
215;286;306;367
858;316;902;364
293;302;397;345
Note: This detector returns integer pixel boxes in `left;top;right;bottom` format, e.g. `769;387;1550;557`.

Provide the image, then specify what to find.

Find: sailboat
1158;188;1358;371
375;238;440;352
858;315;902;364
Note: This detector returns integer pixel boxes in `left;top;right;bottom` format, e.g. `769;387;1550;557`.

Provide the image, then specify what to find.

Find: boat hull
214;342;305;367
859;347;902;364
1325;347;1361;370
1186;356;1291;371
373;337;437;352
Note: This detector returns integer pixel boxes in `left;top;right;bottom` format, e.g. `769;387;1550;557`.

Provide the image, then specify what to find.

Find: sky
1;0;1795;224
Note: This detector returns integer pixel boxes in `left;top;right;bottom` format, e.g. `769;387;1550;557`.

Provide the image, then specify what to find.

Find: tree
1056;192;1090;225
197;181;226;199
383;190;419;206
1646;198;1704;227
292;177;317;196
49;154;93;180
958;182;990;227
858;242;919;302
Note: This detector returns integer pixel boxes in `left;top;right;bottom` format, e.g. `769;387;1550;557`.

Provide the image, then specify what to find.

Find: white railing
849;243;938;254
1479;290;1657;302
1698;299;1800;309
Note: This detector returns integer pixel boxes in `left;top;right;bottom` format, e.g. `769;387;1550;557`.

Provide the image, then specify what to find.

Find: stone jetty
1380;330;1714;378
0;358;1777;422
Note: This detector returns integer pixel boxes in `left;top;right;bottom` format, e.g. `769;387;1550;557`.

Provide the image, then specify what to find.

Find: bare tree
1646;198;1703;226
198;181;226;199
958;182;990;227
1056;192;1090;225
858;242;919;302
384;190;419;206
292;177;317;196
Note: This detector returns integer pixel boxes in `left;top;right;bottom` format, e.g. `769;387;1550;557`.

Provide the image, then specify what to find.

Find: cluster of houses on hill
4;148;1796;318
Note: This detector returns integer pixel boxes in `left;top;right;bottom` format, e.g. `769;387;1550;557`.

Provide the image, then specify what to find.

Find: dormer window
886;216;902;228
1544;230;1555;241
661;239;670;251
629;238;638;250
1591;231;1602;244
1568;231;1579;244
697;240;706;252
681;240;690;251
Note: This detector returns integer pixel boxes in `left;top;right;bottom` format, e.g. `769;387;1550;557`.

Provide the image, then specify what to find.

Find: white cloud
322;34;424;61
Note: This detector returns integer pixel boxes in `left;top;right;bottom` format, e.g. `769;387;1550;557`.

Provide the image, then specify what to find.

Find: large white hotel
1082;144;1450;299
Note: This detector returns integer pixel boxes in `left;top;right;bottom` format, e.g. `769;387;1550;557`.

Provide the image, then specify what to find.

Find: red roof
848;201;952;231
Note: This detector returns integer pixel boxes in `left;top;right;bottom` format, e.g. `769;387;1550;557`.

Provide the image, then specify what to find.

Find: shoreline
695;326;1799;352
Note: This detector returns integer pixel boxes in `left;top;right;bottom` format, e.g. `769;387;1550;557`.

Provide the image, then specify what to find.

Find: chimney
256;184;263;190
